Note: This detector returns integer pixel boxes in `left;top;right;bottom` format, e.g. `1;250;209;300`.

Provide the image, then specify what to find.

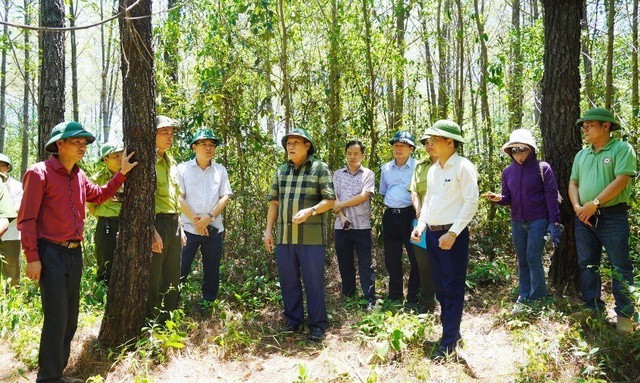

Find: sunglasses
510;146;530;154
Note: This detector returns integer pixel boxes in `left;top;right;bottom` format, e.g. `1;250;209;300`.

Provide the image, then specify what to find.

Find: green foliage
358;310;435;362
135;310;192;364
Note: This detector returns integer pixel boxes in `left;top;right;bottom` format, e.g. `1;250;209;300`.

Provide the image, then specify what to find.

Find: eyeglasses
425;136;445;145
510;146;530;154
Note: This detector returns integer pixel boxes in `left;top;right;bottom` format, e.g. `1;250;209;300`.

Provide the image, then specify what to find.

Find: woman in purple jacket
485;129;562;313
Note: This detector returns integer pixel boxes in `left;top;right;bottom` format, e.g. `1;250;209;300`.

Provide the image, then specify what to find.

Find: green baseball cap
575;108;621;131
281;128;315;155
422;120;466;143
0;153;12;171
45;121;96;152
189;129;221;146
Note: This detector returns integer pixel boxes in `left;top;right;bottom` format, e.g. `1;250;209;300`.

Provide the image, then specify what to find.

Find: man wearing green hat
264;128;335;342
177;129;232;307
17;121;137;382
149;115;183;319
569;107;637;333
87;143;125;283
0;153;22;288
380;130;420;307
411;120;478;359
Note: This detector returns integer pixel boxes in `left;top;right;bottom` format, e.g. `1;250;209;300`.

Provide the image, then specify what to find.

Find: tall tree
633;0;639;144
539;0;583;288
581;6;594;105
38;0;66;160
326;0;343;170
69;0;79;121
605;0;615;109
361;0;378;166
391;0;407;130
277;0;291;133
99;0;119;141
436;0;450;119
98;0;156;347
0;0;9;151
508;0;523;131
453;0;464;125
21;0;32;176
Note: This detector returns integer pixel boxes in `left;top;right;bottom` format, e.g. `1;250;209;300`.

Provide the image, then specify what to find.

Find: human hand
152;228;163;253
120;149;138;175
292;208;313;224
547;223;564;247
576;202;597;225
484;192;502;202
410;227;422;243
263;229;275;252
26;261;42;281
194;214;211;231
438;232;457;250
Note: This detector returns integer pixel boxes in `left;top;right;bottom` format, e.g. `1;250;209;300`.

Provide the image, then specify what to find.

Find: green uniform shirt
155;152;181;214
408;159;433;201
570;138;637;207
87;166;123;218
267;155;335;245
0;180;17;219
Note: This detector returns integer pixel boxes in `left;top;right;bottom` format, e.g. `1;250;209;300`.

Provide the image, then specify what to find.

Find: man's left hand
292;208;313;224
438;232;457;250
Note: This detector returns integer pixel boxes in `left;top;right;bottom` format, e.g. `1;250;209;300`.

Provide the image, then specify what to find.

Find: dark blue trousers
427;228;470;349
334;229;375;300
383;208;419;302
36;240;83;383
276;244;328;331
181;230;223;302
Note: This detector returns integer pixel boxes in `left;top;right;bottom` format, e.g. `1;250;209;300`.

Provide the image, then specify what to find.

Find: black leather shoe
308;326;325;342
279;322;301;333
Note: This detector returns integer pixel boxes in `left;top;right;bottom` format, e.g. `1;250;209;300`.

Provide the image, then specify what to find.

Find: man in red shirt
18;121;137;383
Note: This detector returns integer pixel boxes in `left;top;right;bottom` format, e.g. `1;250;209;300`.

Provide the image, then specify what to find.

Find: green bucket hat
575;108;621;130
0;153;12;171
99;143;124;161
422;120;466;143
155;115;179;130
45;121;96;152
281;128;315;155
189;129;221;147
389;131;416;147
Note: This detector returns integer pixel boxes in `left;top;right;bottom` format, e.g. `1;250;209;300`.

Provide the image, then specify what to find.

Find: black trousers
382;208;420;302
36;240;83;383
94;217;119;283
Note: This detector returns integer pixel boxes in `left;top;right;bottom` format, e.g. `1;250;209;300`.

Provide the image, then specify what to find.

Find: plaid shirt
333;165;374;230
268;155;335;245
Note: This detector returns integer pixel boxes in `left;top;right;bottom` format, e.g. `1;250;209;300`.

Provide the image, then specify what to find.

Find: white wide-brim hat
501;129;538;155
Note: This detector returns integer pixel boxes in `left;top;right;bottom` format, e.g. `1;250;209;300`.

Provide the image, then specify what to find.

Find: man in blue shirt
379;131;419;306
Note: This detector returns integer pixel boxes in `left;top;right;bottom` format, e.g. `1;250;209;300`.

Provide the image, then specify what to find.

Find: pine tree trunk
454;0;464;126
98;0;156;347
278;0;291;133
21;0;31;177
327;0;342;170
436;0;450;119
361;0;378;167
508;0;523;131
605;0;615;109
539;0;583;289
69;0;79;122
0;0;8;151
38;0;65;161
632;0;639;148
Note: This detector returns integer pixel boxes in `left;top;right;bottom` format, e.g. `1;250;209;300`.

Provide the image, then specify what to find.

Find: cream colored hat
501;129;537;155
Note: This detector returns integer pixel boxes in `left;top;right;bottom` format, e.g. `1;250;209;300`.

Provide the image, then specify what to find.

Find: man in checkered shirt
264;128;335;342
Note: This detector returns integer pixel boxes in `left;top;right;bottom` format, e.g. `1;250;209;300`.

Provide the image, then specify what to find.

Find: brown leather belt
428;224;453;232
43;238;82;249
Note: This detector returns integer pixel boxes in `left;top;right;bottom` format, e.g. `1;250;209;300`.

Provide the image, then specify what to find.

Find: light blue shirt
379;157;415;208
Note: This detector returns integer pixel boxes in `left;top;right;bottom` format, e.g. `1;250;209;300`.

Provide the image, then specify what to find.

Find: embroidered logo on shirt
603;157;611;164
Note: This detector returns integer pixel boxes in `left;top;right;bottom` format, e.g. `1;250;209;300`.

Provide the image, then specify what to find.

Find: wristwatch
207;212;215;219
311;207;317;216
592;198;600;207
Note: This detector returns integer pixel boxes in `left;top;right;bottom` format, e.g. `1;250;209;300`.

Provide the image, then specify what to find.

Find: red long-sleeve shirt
18;156;126;262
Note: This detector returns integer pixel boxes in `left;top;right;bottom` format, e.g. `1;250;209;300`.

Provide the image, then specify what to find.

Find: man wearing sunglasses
569;108;637;334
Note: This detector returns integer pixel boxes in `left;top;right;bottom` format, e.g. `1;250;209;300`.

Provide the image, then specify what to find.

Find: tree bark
100;0;119;141
539;0;583;289
21;0;32;177
361;0;378;166
392;0;406;130
436;0;450;119
38;0;65;161
605;0;615;109
69;0;79;122
508;0;523;131
454;0;464;126
98;0;156;348
633;0;639;147
278;0;291;133
326;0;342;170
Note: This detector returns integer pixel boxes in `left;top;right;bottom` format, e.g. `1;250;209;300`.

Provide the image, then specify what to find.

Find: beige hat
501;129;538;155
155;115;179;130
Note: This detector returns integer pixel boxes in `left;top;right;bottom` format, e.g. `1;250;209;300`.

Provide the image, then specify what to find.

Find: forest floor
1;250;637;383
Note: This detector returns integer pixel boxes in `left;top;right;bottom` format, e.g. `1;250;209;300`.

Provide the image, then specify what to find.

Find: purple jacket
498;152;561;223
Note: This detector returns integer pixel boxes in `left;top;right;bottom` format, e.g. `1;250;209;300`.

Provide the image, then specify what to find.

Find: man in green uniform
150;115;183;318
0;153;20;288
569;107;637;333
88;143;124;283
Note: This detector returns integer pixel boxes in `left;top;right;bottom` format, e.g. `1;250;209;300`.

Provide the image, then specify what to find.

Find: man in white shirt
411;120;478;360
177;129;232;307
0;153;22;288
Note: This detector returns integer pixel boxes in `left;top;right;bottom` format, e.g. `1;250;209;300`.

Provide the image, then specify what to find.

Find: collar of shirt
587;137;617;154
392;156;415;170
438;152;460;169
187;158;216;169
48;155;80;176
341;165;363;175
287;154;315;168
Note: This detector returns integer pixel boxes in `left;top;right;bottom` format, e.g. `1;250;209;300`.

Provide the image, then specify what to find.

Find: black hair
345;140;366;154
